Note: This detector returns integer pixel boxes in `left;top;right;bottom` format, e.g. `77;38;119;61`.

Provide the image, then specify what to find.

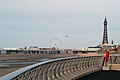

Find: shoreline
0;53;76;77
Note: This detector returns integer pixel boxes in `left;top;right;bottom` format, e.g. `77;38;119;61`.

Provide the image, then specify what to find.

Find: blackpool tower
102;17;108;44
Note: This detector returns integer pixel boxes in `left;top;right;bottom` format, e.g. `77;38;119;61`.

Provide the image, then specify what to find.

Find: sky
0;0;120;48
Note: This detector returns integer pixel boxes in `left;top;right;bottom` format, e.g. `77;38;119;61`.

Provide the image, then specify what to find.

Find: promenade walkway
77;70;120;80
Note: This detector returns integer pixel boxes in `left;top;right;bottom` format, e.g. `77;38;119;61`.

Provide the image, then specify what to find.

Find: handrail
110;55;120;64
0;56;104;80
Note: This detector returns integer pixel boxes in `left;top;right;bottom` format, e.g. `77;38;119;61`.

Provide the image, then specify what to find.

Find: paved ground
77;53;104;56
77;70;120;80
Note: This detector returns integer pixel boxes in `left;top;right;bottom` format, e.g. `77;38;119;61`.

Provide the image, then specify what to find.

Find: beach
0;53;76;77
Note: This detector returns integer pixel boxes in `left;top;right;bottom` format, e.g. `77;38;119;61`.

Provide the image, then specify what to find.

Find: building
0;48;7;54
0;47;63;54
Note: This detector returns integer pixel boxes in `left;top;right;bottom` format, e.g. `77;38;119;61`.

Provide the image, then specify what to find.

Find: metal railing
110;55;120;64
0;56;104;80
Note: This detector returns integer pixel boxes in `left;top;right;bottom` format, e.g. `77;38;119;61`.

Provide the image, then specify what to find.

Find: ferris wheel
49;38;62;49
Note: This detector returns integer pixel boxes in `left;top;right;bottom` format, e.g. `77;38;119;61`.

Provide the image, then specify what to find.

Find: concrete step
102;66;110;70
110;64;120;71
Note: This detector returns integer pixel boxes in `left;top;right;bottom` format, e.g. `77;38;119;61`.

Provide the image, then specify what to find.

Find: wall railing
109;55;120;64
0;56;104;80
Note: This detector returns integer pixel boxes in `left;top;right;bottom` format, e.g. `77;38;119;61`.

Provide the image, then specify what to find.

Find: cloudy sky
0;0;120;48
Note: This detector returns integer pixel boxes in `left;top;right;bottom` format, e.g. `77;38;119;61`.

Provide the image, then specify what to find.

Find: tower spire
104;16;107;23
102;17;108;44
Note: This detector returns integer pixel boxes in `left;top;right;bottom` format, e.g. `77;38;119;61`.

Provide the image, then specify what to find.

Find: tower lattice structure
102;17;108;44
